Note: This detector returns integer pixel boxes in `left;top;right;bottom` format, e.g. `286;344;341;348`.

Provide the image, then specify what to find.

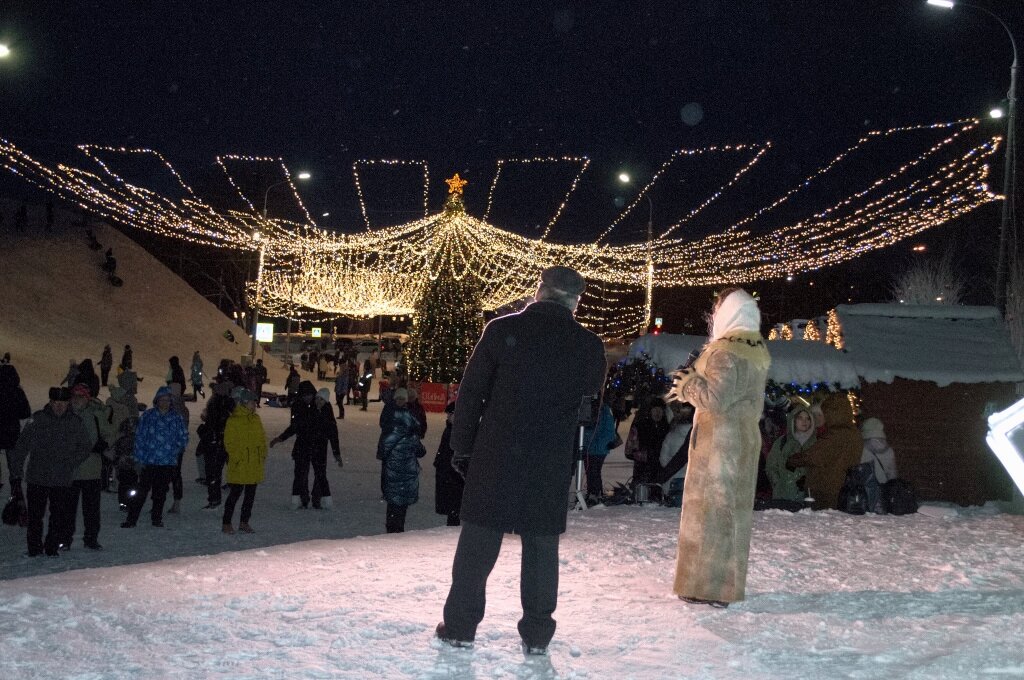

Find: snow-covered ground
2;224;1024;678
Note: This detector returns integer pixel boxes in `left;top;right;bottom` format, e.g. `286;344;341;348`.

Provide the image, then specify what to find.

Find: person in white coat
860;417;897;513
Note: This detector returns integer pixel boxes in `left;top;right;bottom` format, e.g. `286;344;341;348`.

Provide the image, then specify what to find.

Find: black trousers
223;483;257;525
100;366;110;386
584;454;606;497
171;449;184;501
125;465;174;525
292;454;311;506
117;465;138;508
335;394;345;419
65;478;103;545
386;502;408;533
205;449;225;505
442;522;560;648
310;453;330;505
26;484;75;555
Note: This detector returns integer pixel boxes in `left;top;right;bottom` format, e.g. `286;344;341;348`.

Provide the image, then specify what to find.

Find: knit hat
711;289;761;340
540;265;586;297
297;380;317;397
316;388;331;402
860;417;886;440
48;386;71;402
71;383;91;398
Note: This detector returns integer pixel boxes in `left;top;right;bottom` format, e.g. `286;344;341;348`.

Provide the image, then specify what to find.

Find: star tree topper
445;173;468;195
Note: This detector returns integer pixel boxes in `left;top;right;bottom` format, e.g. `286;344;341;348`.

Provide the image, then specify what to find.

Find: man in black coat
269;380;325;509
437;266;606;655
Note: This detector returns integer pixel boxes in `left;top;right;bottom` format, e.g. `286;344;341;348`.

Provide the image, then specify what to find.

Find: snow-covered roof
835;303;1024;387
628;334;860;389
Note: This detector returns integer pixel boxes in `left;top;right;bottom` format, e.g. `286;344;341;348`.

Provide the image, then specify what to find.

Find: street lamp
927;0;1018;312
618;172;655;331
0;44;10;59
250;171;311;358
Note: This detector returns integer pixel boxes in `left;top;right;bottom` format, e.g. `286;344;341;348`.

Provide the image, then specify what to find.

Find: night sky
0;1;1019;325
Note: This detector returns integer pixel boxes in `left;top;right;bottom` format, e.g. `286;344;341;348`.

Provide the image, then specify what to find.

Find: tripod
572;423;588;512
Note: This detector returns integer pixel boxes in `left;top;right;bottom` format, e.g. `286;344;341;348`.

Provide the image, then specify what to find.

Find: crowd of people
0;342;468;557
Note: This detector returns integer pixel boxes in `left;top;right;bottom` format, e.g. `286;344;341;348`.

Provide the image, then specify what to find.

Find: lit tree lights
0;119;999;338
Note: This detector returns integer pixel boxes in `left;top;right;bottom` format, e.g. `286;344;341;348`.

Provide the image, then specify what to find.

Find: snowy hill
0;219;255;403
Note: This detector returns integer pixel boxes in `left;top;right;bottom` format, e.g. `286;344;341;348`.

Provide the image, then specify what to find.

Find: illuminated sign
311;327;322;338
255;322;274;343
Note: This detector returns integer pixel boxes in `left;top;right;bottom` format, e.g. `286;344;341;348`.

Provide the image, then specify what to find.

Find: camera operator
436;265;606;656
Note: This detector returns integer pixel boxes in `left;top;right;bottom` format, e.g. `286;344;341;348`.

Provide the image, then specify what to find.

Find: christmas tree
405;176;485;383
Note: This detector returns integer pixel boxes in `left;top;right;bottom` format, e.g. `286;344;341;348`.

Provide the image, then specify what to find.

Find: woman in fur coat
669;288;770;607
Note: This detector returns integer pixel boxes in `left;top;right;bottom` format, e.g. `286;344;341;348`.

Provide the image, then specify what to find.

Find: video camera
577;394;599;428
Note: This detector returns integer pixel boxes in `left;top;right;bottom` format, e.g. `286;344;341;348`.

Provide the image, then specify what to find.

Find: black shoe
202;502;221;510
522;643;548;656
45;550;60;558
24;550;42;558
678;595;728;608
195;477;207;485
152;520;164;527
121;521;136;528
84;540;103;550
435;622;474;649
59;542;71;552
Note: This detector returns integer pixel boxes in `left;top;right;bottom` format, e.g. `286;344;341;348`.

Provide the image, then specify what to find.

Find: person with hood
74;359;101;399
166;383;190;514
62;383;115;550
99;345;114;387
307;388;342;509
190;351;205;400
122;386;189;528
378;387;426;532
437;266;606;655
786;392;862;510
166;356;187;397
583;401;617;504
433;401;465;526
859;417;898;513
221;388;267;534
118;365;140;398
0;363;31;493
268;380;321;509
120;344;133;371
765;405;816;505
669;287;771;608
625;399;671;489
9;387;91;556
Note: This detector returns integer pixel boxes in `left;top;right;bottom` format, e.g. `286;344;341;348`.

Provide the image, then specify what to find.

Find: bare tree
891;251;966;305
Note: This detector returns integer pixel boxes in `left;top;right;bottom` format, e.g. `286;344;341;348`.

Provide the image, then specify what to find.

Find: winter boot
435;622;473;649
321;497;333;510
169;500;181;514
290;495;301;510
222;523;235;534
238;522;254;533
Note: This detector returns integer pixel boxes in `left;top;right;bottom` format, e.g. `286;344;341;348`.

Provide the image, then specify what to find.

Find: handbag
837;462;874;515
2;495;27;527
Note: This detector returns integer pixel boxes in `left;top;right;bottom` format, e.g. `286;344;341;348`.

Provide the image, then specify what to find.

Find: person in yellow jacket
221;388;267;534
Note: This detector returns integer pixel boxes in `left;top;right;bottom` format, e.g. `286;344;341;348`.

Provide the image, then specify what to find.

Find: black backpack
881;479;918;515
838;462;874;515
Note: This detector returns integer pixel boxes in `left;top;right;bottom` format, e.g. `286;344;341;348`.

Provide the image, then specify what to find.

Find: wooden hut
830;303;1024;505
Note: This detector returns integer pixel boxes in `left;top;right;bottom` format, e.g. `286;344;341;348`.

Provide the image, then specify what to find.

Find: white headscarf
711;289;761;340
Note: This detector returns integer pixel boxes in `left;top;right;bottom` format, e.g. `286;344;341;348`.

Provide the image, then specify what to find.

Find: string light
0;118;999;339
352;159;429;229
483;156;590;239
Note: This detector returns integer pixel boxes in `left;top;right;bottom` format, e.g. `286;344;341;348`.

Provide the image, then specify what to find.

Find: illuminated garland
0;118;999;339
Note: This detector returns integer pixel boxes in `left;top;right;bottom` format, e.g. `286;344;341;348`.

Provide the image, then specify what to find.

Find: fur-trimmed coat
673;331;770;603
786;393;861;510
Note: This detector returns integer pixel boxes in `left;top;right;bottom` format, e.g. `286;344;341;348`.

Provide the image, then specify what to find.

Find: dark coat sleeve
449;323;502;462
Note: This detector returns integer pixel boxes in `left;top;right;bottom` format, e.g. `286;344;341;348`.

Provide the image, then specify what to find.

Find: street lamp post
928;0;1018;312
618;173;656;331
249;172;311;359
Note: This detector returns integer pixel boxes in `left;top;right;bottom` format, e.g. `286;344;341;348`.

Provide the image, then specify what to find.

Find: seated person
765;405;816;504
860;417;897;513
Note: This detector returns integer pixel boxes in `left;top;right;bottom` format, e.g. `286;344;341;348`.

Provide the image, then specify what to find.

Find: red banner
419;382;458;412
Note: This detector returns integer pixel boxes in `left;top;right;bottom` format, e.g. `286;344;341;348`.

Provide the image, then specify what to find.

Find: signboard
655;317;663;327
419;382;459;412
255;322;274;343
986;397;1024;496
311;327;322;338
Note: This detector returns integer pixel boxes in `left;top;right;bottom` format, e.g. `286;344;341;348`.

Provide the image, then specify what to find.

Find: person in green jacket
765;405;816;504
221;388;267;534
